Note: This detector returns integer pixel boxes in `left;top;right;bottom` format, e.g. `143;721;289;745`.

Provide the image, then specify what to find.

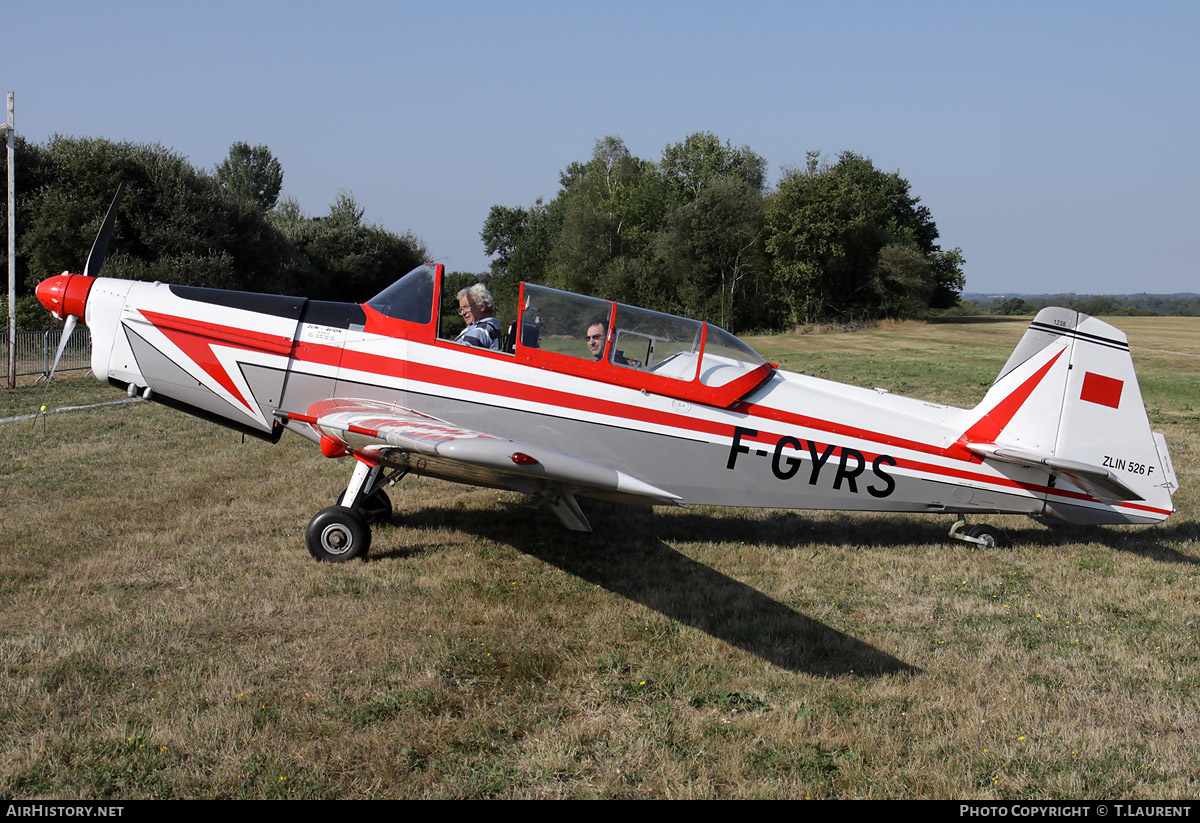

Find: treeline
4;131;965;335
971;294;1200;317
482;133;964;332
2;136;426;328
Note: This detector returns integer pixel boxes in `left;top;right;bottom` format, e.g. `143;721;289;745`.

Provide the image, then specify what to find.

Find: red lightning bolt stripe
139;310;293;413
955;348;1065;448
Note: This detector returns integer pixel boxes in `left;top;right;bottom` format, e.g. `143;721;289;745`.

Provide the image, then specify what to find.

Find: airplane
35;187;1178;561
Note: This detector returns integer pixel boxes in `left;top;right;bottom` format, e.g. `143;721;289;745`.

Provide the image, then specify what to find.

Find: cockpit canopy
365;265;774;408
520;283;767;390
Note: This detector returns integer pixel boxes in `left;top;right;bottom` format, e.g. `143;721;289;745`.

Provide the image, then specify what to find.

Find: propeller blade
83;181;127;279
46;315;78;382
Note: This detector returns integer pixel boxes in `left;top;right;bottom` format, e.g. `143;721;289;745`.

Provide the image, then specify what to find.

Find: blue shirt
455;316;501;349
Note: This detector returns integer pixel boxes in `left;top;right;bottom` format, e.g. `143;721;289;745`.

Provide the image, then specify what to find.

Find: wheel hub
321;524;353;554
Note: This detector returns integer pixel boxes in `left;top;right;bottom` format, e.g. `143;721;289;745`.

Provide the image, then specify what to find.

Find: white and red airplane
35;187;1178;560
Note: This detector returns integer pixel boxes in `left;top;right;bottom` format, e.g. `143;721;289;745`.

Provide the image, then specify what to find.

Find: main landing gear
305;459;407;562
949;517;1010;550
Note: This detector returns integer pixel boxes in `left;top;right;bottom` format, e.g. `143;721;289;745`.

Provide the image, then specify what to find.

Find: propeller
38;182;126;382
83;181;126;280
46;314;78;380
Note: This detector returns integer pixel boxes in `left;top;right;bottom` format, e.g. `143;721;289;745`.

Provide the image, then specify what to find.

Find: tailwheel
965;524;1010;549
949;518;1010;549
338;489;393;525
306;506;371;562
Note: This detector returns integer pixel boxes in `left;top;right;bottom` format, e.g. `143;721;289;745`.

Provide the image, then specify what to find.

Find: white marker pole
5;92;14;389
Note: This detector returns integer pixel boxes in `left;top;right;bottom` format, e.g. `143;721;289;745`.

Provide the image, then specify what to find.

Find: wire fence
1;328;92;380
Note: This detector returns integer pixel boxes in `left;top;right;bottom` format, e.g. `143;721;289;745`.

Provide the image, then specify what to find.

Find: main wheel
306;506;371;562
338;489;393;525
965;524;1010;549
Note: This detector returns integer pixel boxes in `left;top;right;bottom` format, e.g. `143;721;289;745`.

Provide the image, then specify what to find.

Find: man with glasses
585;318;628;365
454;284;501;350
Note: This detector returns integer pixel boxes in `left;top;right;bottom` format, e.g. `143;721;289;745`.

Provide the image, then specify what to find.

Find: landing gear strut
949;517;1010;549
304;459;407;562
338;488;392;525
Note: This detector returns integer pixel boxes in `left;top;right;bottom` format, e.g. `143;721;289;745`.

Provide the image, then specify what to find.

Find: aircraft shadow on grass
369;497;1198;674
1030;518;1200;565
650;508;1200;565
374;502;922;678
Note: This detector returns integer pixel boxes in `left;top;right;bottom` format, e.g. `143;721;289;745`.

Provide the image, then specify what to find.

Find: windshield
366;265;435;324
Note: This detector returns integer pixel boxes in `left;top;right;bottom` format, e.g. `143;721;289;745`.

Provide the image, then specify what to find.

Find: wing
279;400;680;531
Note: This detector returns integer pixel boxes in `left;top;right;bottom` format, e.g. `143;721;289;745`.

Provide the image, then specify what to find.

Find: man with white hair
454;283;501;350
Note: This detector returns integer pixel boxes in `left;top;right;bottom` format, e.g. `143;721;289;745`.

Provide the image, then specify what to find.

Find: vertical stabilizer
962;309;1174;525
964;308;1077;457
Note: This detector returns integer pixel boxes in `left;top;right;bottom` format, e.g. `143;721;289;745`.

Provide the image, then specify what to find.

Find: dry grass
1;316;1197;799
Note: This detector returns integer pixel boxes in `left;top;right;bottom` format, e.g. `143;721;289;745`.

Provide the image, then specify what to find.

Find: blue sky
6;0;1198;294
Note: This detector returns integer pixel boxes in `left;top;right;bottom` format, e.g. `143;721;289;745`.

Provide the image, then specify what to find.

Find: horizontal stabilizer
963;442;1143;503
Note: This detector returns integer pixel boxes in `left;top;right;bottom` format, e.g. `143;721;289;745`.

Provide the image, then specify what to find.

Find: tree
6;136;425;316
14;137;307;296
270;192;427;302
660;131;766;204
547;136;667;300
481;136;961;330
483;132;770;325
655;177;769;331
654;134;772;330
481;199;559;286
215;142;283;211
995;297;1030;315
871;242;936;318
327;189;365;227
765;151;963;323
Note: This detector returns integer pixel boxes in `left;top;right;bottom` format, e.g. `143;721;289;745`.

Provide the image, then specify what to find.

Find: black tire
306;506;371;562
966;524;1010;549
337;489;392;525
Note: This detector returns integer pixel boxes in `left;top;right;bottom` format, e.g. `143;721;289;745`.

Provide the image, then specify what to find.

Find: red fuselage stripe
139;310;294;355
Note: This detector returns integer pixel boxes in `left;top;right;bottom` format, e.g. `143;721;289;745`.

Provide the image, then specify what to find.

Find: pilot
586;318;628;365
455;284;501;349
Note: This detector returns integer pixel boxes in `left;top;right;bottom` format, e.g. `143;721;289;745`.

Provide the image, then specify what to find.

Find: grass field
1;316;1197;799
